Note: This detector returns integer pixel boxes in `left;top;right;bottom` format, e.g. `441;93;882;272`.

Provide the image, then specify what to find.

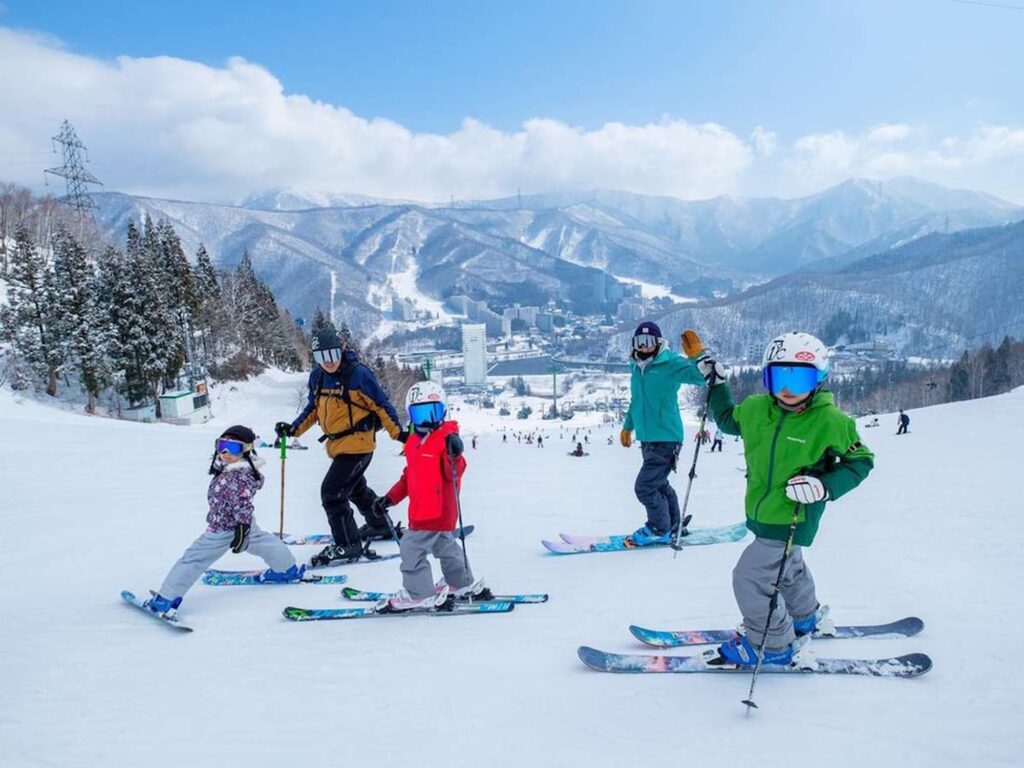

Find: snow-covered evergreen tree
0;228;64;395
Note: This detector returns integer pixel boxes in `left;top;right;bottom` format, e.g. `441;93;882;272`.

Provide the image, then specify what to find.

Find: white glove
696;356;727;386
785;475;827;504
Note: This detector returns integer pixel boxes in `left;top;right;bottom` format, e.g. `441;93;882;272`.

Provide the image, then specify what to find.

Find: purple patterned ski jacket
206;458;265;532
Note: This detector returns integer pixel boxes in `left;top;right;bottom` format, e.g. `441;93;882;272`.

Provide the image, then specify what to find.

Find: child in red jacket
372;381;489;612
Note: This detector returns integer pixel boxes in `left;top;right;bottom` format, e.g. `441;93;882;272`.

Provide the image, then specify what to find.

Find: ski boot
703;632;816;670
629;525;672;546
310;541;378;567
144;592;182;619
358;520;404;542
254;564;307;583
451;578;494;602
793;604;835;638
375;585;450;614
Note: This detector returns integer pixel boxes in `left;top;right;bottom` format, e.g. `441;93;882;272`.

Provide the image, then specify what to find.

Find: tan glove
681;329;704;359
619;429;632;448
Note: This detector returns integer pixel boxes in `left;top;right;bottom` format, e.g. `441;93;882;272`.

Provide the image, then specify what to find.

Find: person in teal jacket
694;331;874;669
619;321;706;545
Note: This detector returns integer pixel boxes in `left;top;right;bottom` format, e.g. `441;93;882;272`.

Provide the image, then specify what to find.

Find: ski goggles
762;364;822;397
632;333;659;350
408;401;445;426
312;347;343;366
215;438;251;456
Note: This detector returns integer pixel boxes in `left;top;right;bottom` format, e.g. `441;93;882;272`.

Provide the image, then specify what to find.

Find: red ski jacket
385;421;467;531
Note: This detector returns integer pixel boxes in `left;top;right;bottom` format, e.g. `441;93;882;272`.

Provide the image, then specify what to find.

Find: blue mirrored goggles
216;438;250;456
312;347;343;365
632;333;659;350
408;402;445;426
762;364;823;397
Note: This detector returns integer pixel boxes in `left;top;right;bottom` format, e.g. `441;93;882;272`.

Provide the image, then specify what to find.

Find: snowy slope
2;377;1021;767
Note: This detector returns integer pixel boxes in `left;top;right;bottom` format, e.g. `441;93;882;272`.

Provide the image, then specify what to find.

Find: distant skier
897;409;911;435
538;435;544;448
274;328;406;566
694;331;874;668
371;382;489;612
619;321;706;545
142;425;305;619
710;428;724;453
570;442;586;457
472;435;478;450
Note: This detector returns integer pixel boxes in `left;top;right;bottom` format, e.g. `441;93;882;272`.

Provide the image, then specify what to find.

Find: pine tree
51;227;111;412
0;228;64;395
310;308;336;337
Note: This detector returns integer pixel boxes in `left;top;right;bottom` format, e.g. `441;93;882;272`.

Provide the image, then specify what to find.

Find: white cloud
0;27;751;203
751;126;777;157
866;123;912;143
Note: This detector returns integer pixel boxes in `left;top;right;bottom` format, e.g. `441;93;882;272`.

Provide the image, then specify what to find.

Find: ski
629;616;924;648
201;569;349;586
282;601;515;621
340;585;548;604
306;552;401;570
120;590;193;632
543;521;747;554
577;646;931;677
284;524;474;546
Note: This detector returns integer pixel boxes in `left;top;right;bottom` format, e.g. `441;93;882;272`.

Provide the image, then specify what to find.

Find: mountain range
90;177;1022;342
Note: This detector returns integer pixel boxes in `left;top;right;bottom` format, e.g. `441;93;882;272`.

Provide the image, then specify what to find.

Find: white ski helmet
405;380;447;427
761;332;830;396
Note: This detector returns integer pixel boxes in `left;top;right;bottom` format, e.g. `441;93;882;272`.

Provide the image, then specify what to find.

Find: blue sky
2;0;1023;202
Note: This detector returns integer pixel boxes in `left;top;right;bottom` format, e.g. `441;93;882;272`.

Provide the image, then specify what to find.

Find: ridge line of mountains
90;176;1024;357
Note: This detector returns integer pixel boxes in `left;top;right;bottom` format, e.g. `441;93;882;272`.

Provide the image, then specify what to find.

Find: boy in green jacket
694;331;874;667
619;321;706;545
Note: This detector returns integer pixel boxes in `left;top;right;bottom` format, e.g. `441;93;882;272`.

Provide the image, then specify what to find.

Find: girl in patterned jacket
143;425;305;618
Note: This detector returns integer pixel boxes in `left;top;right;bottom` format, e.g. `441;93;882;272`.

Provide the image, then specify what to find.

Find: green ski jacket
623;346;707;443
709;385;874;547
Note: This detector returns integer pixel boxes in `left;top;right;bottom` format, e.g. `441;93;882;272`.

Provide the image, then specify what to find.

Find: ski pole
672;329;712;555
742;503;802;714
450;451;471;578
278;436;287;538
671;382;712;556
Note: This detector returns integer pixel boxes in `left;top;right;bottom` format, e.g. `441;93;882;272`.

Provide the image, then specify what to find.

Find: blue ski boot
703;632;815;669
144;592;182;617
256;564;307;583
793;604;835;637
629;525;671;546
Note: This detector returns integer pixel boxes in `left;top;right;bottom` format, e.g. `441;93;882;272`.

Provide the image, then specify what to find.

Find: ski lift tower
44;120;103;218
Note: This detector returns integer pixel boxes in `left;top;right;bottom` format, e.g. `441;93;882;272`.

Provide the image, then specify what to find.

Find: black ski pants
321;452;378;547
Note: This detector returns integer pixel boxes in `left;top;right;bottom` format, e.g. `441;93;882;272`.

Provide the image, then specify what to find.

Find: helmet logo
765;339;786;362
311;337;320;350
795;351;816;362
426;393;441;401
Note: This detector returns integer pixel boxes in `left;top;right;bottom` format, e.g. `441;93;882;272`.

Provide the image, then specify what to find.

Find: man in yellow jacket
276;329;407;565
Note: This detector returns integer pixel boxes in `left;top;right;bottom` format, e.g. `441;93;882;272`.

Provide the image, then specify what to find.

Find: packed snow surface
2;372;1021;767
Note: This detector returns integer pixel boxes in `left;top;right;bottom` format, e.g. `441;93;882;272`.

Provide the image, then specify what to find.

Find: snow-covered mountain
90;178;1021;332
639;219;1024;358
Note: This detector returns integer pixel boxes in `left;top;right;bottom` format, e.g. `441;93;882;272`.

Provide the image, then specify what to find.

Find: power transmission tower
45;120;103;217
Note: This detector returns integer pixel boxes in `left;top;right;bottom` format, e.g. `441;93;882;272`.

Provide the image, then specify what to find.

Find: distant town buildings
462;323;488;386
617;298;645;323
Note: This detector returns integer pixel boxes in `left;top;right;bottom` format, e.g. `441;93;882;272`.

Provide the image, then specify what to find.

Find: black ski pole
671;382;713;556
451;451;471;577
742;503;802;714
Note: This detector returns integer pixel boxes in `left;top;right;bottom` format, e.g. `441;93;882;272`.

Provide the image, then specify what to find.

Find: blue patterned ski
282;601;514;621
543;521;747;554
120;590;193;632
340;586;548;604
578;646;932;677
629;616;924;648
201;570;349;586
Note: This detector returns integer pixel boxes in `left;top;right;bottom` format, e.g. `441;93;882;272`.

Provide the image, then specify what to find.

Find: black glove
446;433;464;457
396;429;409;444
274;421;293;438
230;522;251;553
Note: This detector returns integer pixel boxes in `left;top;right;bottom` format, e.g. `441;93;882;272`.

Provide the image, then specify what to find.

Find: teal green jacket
623;346;706;443
709;385;874;547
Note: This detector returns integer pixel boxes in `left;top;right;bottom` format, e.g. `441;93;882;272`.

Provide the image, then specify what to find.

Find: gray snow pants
159;524;296;599
399;529;474;600
733;536;818;651
634;442;682;534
